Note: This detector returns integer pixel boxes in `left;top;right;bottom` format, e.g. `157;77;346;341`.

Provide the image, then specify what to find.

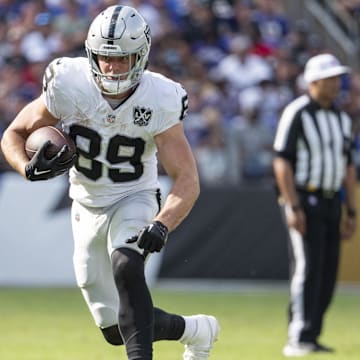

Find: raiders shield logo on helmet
133;106;153;126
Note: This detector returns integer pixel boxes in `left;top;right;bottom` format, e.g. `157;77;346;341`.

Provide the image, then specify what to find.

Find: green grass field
0;286;359;359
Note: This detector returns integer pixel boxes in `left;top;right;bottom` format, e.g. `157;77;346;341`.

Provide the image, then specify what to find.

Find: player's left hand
126;221;168;253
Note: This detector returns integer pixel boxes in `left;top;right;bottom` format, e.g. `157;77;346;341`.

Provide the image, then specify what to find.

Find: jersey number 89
69;124;145;182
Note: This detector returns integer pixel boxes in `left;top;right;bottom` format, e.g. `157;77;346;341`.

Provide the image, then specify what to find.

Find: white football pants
71;189;160;328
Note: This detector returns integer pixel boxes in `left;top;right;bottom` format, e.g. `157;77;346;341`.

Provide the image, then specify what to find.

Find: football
25;126;76;161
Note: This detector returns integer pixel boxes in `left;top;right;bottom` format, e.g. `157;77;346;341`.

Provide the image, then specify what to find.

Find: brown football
25;126;76;161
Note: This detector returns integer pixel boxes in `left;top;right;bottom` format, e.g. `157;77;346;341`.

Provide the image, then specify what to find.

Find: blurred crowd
1;0;360;186
337;0;360;16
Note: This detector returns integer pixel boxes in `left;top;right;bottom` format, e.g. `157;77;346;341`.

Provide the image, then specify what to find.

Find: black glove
25;141;77;181
126;221;168;253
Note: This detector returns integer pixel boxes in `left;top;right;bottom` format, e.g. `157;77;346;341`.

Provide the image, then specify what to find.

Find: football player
1;5;219;360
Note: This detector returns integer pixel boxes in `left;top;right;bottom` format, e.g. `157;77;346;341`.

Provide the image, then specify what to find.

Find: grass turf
0;286;359;359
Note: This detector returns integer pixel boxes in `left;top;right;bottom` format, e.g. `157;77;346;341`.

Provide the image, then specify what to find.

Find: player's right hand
25;141;76;181
126;221;169;253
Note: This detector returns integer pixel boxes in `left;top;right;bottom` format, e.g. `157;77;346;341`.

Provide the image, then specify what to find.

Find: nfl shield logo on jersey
133;106;152;126
104;114;116;124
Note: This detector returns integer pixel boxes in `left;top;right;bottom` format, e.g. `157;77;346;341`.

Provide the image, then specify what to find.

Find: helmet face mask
85;5;151;96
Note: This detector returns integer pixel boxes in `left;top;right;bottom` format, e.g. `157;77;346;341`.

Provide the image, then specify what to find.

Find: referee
273;53;357;357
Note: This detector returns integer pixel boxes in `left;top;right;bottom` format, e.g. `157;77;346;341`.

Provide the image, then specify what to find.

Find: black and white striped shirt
273;94;354;191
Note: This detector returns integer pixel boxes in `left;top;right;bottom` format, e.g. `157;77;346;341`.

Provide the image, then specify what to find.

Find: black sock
101;307;185;346
154;307;186;341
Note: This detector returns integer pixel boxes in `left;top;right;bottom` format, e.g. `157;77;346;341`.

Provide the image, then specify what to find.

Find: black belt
297;187;339;199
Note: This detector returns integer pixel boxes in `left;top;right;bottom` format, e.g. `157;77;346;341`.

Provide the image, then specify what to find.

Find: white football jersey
42;57;188;207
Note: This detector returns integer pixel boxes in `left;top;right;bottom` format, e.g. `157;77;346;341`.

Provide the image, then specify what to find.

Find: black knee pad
101;325;123;346
111;248;145;287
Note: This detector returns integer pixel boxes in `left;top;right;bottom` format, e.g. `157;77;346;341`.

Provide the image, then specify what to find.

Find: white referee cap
303;53;350;83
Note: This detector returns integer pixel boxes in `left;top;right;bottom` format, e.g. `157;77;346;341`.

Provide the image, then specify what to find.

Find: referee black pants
287;191;342;344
